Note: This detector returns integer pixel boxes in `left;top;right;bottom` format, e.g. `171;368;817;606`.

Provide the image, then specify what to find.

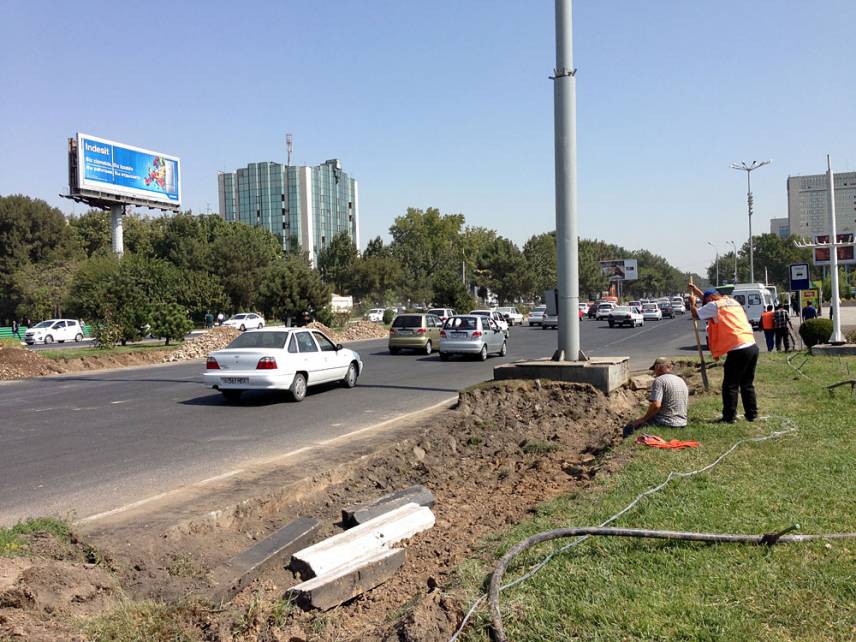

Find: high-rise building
769;217;790;238
787;171;856;239
218;158;359;263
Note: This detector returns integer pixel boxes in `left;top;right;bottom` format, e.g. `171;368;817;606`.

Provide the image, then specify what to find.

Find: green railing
0;325;93;340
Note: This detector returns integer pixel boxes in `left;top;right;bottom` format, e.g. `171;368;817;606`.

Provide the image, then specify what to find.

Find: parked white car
427;307;456;323
204;328;362;402
642;303;662;321
496;306;524;326
222;313;265;331
365;308;386;323
469;310;509;334
24;319;85;345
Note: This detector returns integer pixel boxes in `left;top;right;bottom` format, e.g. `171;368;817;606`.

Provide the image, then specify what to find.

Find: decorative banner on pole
599;259;638;281
789;263;810;291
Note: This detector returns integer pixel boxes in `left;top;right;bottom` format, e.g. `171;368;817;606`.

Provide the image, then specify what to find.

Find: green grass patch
0;517;71;557
455;353;856;641
84;601;201;642
40;342;181;361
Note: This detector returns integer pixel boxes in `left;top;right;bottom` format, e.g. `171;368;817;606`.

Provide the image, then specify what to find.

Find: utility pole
552;0;581;361
727;240;738;283
707;241;719;286
110;204;124;256
826;155;844;343
731;160;771;283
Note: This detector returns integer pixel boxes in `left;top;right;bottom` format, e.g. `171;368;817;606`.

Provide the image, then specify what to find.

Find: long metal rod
747;171;754;283
827;155;844;343
110;203;124;256
553;0;580;361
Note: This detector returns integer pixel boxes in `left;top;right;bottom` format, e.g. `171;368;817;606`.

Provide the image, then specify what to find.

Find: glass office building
217;159;359;263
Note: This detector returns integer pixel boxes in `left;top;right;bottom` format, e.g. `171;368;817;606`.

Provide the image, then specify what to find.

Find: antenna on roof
286;133;293;166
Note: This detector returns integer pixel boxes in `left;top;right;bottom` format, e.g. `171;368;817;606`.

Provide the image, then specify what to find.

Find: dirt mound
0;345;65;380
162;327;241;362
307;320;388;343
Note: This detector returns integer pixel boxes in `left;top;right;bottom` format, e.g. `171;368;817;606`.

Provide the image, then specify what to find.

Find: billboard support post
552;0;580;362
111;204;124;256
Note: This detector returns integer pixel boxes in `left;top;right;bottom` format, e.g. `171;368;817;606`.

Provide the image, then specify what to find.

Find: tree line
1;196;698;343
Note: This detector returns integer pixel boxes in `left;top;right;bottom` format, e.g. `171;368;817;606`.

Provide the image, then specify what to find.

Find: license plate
222;377;249;385
397;330;413;335
452;332;467;338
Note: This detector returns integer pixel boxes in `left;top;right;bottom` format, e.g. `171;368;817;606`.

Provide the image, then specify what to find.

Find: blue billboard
77;133;181;206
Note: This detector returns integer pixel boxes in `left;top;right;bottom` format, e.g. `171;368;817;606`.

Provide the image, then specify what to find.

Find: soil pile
162;327;241;362
307;320;388;343
0;345;64;380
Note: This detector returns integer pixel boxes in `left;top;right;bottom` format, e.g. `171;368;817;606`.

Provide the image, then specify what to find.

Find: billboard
73;133;181;207
812;234;856;266
599;259;638;281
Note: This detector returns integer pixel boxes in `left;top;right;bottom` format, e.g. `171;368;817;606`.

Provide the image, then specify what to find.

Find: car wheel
478;345;488;361
221;389;242;402
290;373;307;402
239;324;246;332
342;362;358;388
258;323;264;329
389;347;400;355
424;340;433;355
499;341;507;357
439;352;450;361
74;333;83;342
608;321;614;327
44;335;54;344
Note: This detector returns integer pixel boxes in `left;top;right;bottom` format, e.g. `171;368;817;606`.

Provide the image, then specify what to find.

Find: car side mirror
336;343;343;351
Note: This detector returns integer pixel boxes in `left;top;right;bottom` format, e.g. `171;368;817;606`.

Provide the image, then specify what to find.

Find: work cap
702;288;718;299
649;357;673;370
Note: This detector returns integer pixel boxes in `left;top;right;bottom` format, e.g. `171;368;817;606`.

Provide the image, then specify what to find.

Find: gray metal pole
827;155;844;343
553;0;580;361
110;203;124;256
747;171;754;283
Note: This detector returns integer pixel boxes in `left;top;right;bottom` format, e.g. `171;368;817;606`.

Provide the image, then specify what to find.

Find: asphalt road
0;316;701;526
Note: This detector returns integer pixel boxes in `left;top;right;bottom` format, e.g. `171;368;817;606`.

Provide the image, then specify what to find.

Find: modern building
218;159;359;263
787;171;856;239
769;217;790;238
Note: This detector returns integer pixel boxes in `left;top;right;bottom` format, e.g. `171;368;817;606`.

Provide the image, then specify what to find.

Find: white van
731;284;773;328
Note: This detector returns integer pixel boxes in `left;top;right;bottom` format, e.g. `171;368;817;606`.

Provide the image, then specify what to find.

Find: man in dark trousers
689;283;758;424
11;319;22;341
773;303;792;352
760;305;775;352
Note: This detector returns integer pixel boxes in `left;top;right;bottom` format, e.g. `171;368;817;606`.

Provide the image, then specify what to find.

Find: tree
523;232;557;300
363;236;388;258
209;221;282;311
256;254;332;323
66;255;120;320
150;302;194;345
317;231;359;294
69;209;111;257
482;237;530;304
12;260;77;320
350;254;403;306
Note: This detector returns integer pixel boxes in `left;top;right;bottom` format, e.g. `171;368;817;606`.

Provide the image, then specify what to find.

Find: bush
846;328;856;344
314;306;334;327
149;303;193;345
799;318;833;347
93;314;123;348
382;308;395;324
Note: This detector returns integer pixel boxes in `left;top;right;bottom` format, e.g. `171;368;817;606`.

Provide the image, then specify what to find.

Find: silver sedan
439;315;507;361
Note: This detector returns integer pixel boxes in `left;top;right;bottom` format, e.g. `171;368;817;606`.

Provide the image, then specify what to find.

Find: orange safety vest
760;310;775;331
707;297;755;359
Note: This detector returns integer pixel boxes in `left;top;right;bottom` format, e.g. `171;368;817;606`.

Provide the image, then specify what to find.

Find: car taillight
416;328;426;334
471;331;482;338
440;330;446;338
256;357;277;370
206;357;220;370
389;328;396;334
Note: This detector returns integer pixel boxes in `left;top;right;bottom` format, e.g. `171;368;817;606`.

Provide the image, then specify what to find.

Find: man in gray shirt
624;357;689;435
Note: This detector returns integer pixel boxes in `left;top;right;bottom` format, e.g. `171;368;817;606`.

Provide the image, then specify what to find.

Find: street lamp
706;241;720;286
726;240;738;283
730;160;771;283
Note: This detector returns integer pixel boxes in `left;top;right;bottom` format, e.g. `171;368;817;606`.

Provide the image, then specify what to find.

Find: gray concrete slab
341;485;435;527
493;356;630;393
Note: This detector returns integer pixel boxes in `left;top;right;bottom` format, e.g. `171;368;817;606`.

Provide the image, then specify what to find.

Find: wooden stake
689;277;710;392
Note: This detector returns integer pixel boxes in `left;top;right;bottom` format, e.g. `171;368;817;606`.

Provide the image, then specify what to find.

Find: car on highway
641;303;663;321
24;319;85;345
542;311;558;329
528;305;546;326
365;308;386;322
595;302;616;320
496;306;524;326
427;307;456;323
439;315;507;361
659;301;675;318
579;302;590;317
222;313;265;331
608;306;644;328
388;313;443;355
204;328;362;402
469;309;509;334
628;300;642;310
670;297;686;314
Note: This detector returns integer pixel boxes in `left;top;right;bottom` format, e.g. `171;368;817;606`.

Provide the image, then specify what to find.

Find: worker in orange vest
689;283;758;424
760;305;775;352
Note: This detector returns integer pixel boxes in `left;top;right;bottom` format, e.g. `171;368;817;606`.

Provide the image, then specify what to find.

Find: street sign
789;263;810;291
800;289;818;310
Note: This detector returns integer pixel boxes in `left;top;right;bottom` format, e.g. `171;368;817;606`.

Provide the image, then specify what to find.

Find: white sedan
469;310;509;334
204;328;362;402
222;313;265;331
641;303;662;321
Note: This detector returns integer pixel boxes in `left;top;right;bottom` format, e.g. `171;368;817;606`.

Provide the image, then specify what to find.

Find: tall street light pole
727;240;738;283
730;160;771;284
553;0;580;361
707;241;720;286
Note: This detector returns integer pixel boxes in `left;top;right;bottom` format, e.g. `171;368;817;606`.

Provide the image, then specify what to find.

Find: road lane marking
198;469;245;484
110;400;132;405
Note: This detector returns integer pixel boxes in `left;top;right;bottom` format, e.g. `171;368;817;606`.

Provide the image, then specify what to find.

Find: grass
40;342;181;361
84;601;201;642
454;353;856;641
0;517;71;557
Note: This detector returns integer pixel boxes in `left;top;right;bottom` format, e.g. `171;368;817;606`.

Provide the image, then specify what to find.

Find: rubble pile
307;320;388;343
0;345;65;380
161;327;241;362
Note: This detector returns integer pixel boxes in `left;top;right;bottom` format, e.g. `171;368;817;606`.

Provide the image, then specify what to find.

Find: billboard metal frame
599;259;639;282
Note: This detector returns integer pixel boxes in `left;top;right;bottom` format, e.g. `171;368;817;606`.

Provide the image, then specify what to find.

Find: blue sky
1;1;854;274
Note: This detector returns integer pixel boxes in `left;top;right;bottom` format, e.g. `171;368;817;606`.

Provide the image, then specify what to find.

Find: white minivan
24;319;85;345
731;284;773;328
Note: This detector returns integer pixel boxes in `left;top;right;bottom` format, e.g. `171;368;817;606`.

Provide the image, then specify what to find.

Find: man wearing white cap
625;357;689;436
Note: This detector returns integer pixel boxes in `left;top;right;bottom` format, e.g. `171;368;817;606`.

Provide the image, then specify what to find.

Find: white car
608;306;644;328
24;319;85;345
595;303;616;320
365;308;386;323
204;328;362;402
496;306;524;326
542;312;558;329
222;313;265;331
670;297;686;314
641;303;662;321
469;310;509;334
427;307;456;323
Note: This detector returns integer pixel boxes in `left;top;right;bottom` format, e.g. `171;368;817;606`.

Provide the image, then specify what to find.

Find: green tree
12;261;77;320
363;236;388;258
482;237;530;304
317;231;359;294
66;255;120;320
69;209;111;257
209;221;282;311
150;302;194;345
350;254;403;306
523;232;557;300
256;254;332;323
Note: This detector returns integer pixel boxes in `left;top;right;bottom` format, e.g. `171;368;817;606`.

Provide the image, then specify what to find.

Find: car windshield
227;331;289;349
598;304;612;310
446;316;478;330
643;304;658;310
33;321;53;328
230;314;247;320
613;307;631;313
392;315;422;328
427;309;445;316
469;311;490;316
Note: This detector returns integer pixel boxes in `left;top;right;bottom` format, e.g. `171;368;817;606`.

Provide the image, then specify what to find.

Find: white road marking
110;400;131;405
197;469;245;484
